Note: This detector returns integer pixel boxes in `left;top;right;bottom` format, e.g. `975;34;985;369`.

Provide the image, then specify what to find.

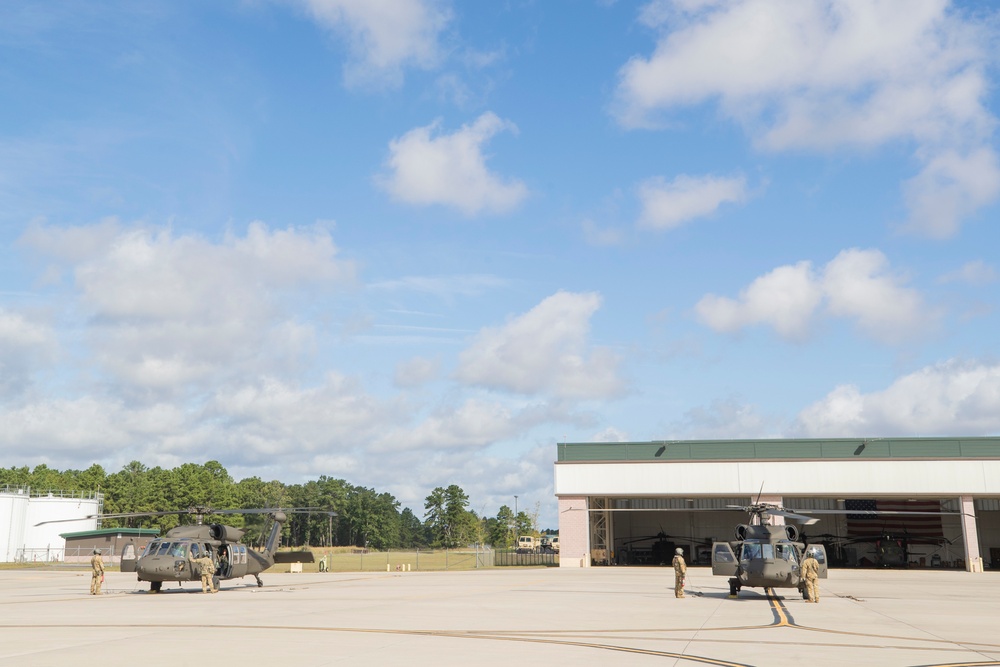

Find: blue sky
2;0;999;528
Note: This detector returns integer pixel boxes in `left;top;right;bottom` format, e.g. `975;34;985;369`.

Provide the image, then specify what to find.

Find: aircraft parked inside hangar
710;501;962;596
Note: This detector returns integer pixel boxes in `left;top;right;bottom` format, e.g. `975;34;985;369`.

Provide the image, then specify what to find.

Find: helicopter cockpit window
760;544;774;560
190;543;201;558
169;543;187;558
155;542;172;556
741;543;761;561
713;544;734;563
776;544;798;563
142;541;159;557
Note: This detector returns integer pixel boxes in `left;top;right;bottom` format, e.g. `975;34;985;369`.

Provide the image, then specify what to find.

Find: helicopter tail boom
263;511;288;554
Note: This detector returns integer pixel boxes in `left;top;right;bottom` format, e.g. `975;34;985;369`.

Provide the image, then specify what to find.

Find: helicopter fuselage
128;518;287;592
712;524;828;597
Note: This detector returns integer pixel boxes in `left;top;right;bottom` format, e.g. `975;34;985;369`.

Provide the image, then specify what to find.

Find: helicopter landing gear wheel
212;575;220;592
728;578;740;597
800;587;809;600
150;581;162;593
255;574;263;588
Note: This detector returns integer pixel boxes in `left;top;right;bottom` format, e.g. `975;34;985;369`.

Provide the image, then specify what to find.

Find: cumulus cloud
20;221;356;395
821;248;930;341
695;248;933;343
795;359;1000;436
637;173;748;230
294;0;451;88
674;396;781;440
695;261;822;339
902;148;1000;238
615;0;999;237
378;112;529;215
454;291;624;399
371;398;525;452
0;309;57;397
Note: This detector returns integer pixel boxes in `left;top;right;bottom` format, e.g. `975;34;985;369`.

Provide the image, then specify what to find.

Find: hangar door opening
590;496;973;569
591;497;751;567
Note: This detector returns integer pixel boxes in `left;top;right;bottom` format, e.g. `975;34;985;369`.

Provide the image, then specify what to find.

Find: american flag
844;499;944;538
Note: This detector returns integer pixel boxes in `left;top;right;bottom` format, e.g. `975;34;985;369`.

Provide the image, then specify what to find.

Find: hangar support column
558;496;589;568
959;495;982;572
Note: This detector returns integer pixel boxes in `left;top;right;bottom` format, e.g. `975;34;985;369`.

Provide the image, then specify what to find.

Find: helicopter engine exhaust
784;525;799;541
210;524;246;542
735;525;749;541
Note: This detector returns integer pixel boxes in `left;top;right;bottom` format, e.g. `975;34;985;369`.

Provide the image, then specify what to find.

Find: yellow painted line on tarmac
764;588;793;627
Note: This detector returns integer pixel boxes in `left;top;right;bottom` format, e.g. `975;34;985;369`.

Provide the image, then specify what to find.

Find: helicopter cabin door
711;542;739;577
805;544;829;579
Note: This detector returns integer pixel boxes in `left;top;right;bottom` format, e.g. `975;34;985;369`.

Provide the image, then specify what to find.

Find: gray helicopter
711;503;827;598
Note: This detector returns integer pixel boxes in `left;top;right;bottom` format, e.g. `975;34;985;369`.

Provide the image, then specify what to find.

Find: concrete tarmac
0;566;998;666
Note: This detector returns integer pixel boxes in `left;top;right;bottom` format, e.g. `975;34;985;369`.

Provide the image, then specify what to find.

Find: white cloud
615;0;998;237
796;359;1000;436
938;260;997;286
371;398;523;452
0;309;57;397
378;112;529;215
637;173;748;230
294;0;451;88
20;221;356;394
591;426;629;442
394;356;440;387
695;249;933;343
454;291;624;399
581;219;625;247
674;396;780;439
694;261;822;339
822;248;931;342
369;273;508;299
902;148;1000;238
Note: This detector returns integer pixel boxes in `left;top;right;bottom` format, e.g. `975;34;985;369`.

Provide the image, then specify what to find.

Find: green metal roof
556;437;1000;462
60;527;161;539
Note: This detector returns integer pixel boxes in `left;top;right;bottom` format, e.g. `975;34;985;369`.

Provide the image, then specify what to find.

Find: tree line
0;461;543;549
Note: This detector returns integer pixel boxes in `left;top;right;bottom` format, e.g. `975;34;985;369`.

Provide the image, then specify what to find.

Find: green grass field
1;547;559;573
269;547;558;572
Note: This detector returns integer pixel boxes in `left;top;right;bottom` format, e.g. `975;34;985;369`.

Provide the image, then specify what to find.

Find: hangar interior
590;497;1000;569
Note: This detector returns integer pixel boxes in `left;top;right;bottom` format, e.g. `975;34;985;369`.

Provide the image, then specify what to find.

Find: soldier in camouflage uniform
194;554;217;593
672;547;687;598
90;548;104;595
800;549;820;603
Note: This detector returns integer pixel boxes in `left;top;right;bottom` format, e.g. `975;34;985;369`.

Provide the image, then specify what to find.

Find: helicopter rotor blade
763;508;820;525
35;506;336;527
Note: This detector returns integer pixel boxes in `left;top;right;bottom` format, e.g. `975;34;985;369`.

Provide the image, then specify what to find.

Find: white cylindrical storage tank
23;494;100;563
1;489;30;562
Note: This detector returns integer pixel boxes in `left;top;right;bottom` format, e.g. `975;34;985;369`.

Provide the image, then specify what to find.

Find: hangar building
554;437;1000;572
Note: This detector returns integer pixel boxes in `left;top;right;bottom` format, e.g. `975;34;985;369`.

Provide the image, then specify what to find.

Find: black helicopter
711;503;828;598
616;530;710;566
834;532;954;568
39;506;329;592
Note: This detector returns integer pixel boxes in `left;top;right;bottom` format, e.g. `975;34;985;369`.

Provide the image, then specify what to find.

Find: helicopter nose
137;557;187;578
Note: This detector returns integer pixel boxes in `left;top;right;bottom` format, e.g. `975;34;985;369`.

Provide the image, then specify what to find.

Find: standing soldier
801;548;820;603
195;554;217;593
672;547;687;598
90;548;104;595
